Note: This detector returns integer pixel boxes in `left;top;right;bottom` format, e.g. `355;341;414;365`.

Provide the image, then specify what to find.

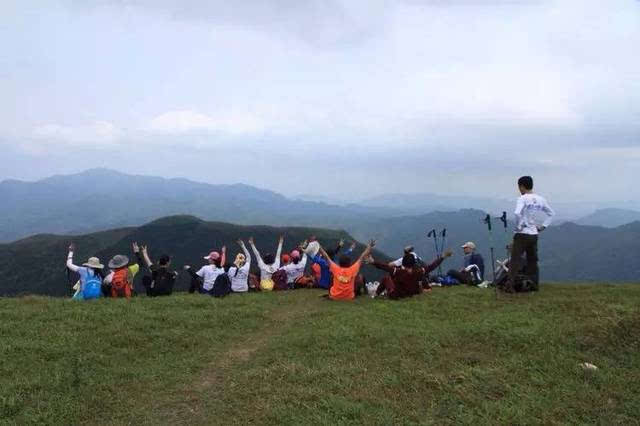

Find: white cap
462;242;476;250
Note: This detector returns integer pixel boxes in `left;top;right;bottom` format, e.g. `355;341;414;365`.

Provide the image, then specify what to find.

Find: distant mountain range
575;208;640;228
0;168;393;243
3;169;638;245
0;215;389;297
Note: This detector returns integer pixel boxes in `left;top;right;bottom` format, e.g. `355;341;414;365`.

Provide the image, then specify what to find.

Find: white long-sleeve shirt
227;244;252;292
281;254;308;284
250;240;283;281
514;193;555;235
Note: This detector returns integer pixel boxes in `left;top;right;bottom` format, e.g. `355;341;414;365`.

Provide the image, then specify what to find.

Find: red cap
281;254;291;263
204;251;221;261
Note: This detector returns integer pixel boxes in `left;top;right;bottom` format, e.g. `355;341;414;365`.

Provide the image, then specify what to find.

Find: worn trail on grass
162;293;324;424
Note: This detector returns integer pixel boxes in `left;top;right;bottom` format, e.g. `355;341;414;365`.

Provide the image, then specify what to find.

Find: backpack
151;268;176;296
271;269;288;291
211;273;232;298
82;273;102;300
111;268;131;298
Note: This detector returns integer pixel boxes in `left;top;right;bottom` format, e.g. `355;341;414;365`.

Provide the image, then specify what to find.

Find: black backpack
211;273;232;298
152;268;176;296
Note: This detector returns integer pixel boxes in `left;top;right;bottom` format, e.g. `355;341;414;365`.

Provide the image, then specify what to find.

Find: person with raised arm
66;243;105;300
139;245;178;297
367;249;453;299
249;235;283;291
227;239;252;293
104;242;145;299
318;239;375;301
184;245;227;294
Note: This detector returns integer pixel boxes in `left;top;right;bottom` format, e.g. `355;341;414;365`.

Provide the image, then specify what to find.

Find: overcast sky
1;0;638;203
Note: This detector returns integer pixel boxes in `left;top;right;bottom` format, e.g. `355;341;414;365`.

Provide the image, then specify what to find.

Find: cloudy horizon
1;0;638;204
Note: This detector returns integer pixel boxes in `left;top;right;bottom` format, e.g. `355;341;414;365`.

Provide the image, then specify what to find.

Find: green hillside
0;215;388;297
1;285;639;424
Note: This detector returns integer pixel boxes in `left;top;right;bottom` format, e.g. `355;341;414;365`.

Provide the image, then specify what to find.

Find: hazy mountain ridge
575;208;640;228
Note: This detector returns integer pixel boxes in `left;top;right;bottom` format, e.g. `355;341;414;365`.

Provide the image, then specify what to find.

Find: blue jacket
311;255;332;289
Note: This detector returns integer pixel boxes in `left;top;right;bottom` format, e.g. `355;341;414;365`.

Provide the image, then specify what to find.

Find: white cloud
31;121;122;146
146;110;270;136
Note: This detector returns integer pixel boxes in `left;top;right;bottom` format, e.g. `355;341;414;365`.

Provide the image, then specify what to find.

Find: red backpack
110;268;131;299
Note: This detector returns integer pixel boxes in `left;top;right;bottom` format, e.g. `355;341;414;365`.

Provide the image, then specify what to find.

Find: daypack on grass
82;274;102;300
271;269;288;291
211;273;232;297
111;269;131;298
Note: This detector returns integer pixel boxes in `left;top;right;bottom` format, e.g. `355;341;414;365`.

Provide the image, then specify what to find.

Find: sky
1;0;638;204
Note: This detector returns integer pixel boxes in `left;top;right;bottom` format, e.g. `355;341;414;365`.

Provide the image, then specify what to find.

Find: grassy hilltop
2;284;639;425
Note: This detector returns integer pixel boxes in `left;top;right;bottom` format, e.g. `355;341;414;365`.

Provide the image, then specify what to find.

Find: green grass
1;284;639;425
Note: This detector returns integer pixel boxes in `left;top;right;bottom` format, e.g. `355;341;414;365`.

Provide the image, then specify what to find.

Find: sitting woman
66;243;105;300
367;249;452;299
248;235;283;291
227;239;252;293
184;246;227;294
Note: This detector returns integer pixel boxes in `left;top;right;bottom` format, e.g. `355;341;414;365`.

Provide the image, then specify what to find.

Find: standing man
507;176;555;292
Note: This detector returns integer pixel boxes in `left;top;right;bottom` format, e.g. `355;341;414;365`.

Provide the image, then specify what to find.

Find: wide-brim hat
82;257;104;269
108;254;129;269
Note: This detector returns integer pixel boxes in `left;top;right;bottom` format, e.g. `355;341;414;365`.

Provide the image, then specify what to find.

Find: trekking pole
499;211;509;259
439;228;447;275
484;214;497;298
427;229;440;274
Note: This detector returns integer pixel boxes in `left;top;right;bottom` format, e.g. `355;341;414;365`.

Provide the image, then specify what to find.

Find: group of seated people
66;235;488;302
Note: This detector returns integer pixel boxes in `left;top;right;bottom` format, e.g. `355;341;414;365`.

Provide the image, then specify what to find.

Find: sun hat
462;242;476;250
290;250;301;259
82;257;104;269
108;254;129;269
204;251;221;261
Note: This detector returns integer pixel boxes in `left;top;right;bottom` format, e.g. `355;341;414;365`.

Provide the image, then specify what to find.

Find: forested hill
0;215;388;297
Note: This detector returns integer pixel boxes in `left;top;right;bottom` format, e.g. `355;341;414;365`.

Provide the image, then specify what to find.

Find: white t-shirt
281;254;308;283
514;193;555;235
196;265;226;291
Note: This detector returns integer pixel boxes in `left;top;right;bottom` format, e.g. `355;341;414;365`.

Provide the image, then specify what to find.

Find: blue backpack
82;273;102;300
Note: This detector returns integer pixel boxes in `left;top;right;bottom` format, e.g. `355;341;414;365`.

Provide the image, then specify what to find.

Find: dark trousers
509;233;539;288
447;269;471;285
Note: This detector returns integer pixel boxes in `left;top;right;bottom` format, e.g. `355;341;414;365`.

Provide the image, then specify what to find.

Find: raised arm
275;236;283;265
248;237;265;268
424;249;453;274
356;240;376;264
140;243;153;268
239;240;251;261
220;245;227;267
66;243;80;273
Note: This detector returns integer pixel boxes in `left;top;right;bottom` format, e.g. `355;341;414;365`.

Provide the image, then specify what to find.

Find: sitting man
317;240;375;301
139;245;178;297
446;242;485;285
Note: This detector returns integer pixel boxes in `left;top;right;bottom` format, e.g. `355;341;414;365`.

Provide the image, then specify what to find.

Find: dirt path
158;294;323;424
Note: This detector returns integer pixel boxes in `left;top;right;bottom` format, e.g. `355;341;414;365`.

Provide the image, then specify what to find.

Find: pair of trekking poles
427;228;447;276
484;211;510;297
